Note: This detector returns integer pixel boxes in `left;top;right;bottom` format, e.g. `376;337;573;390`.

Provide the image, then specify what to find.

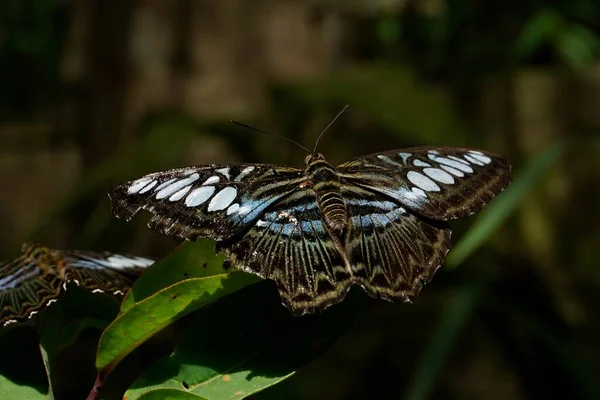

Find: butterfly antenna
231;120;310;153
313;105;348;154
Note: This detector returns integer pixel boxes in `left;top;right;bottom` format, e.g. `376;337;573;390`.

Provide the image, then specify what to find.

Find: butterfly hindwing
218;189;354;316
343;186;451;301
0;255;62;326
338;147;511;220
109;164;305;240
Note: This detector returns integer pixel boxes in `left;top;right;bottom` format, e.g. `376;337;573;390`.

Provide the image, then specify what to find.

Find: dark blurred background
1;0;599;399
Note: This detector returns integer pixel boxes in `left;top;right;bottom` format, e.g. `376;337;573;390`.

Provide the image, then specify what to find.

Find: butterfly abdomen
308;159;348;232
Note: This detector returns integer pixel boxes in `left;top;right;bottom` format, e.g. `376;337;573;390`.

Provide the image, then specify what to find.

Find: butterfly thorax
306;153;348;233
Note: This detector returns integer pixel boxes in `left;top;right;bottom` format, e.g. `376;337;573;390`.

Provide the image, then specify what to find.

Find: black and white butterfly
0;242;154;327
108;144;511;316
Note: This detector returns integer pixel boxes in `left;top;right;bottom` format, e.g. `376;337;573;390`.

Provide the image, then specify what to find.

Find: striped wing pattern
0;243;154;326
109;147;511;315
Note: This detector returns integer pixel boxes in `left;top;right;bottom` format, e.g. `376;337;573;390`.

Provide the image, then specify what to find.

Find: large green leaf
96;241;260;378
125;283;365;400
0;375;46;400
96;275;259;377
121;240;227;312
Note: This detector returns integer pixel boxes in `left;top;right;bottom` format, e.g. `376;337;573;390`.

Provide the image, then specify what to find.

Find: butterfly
0;242;154;327
108;143;511;316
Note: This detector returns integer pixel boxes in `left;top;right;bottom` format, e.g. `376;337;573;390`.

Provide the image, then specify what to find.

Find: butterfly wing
0;243;154;327
108;164;305;240
338;147;511;220
0;255;62;326
343;186;451;302
60;250;154;294
217;189;354;316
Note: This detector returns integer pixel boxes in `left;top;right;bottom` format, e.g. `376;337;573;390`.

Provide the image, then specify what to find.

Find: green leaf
0;375;46;400
121;240;227;312
37;344;53;400
447;140;565;267
135;388;208;399
125;283;364;400
96;251;260;377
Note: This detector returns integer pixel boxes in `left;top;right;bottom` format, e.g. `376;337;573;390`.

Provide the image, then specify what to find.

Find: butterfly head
304;153;326;166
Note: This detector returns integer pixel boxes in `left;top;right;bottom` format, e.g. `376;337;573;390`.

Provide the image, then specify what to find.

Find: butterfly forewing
338;147;511;220
109;164;305;240
0;243;154;326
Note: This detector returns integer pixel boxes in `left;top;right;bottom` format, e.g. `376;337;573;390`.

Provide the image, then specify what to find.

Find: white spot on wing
128;178;152;194
377;155;402;166
412;187;427;198
106;255;154;270
448;155;470;165
169;185;192;201
429;155;474;173
467;151;492;164
256;219;268;227
398;152;412;163
413;159;431;167
407;171;441;192
185;186;215;207
234;166;255;181
202;176;219;185
208;187;237;211
139;180;157;194
154;178;177;192
156;173;200;199
237;205;252;215
226;203;240;215
464;154;485;166
423;168;455;184
440;164;464;177
216;168;231;179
